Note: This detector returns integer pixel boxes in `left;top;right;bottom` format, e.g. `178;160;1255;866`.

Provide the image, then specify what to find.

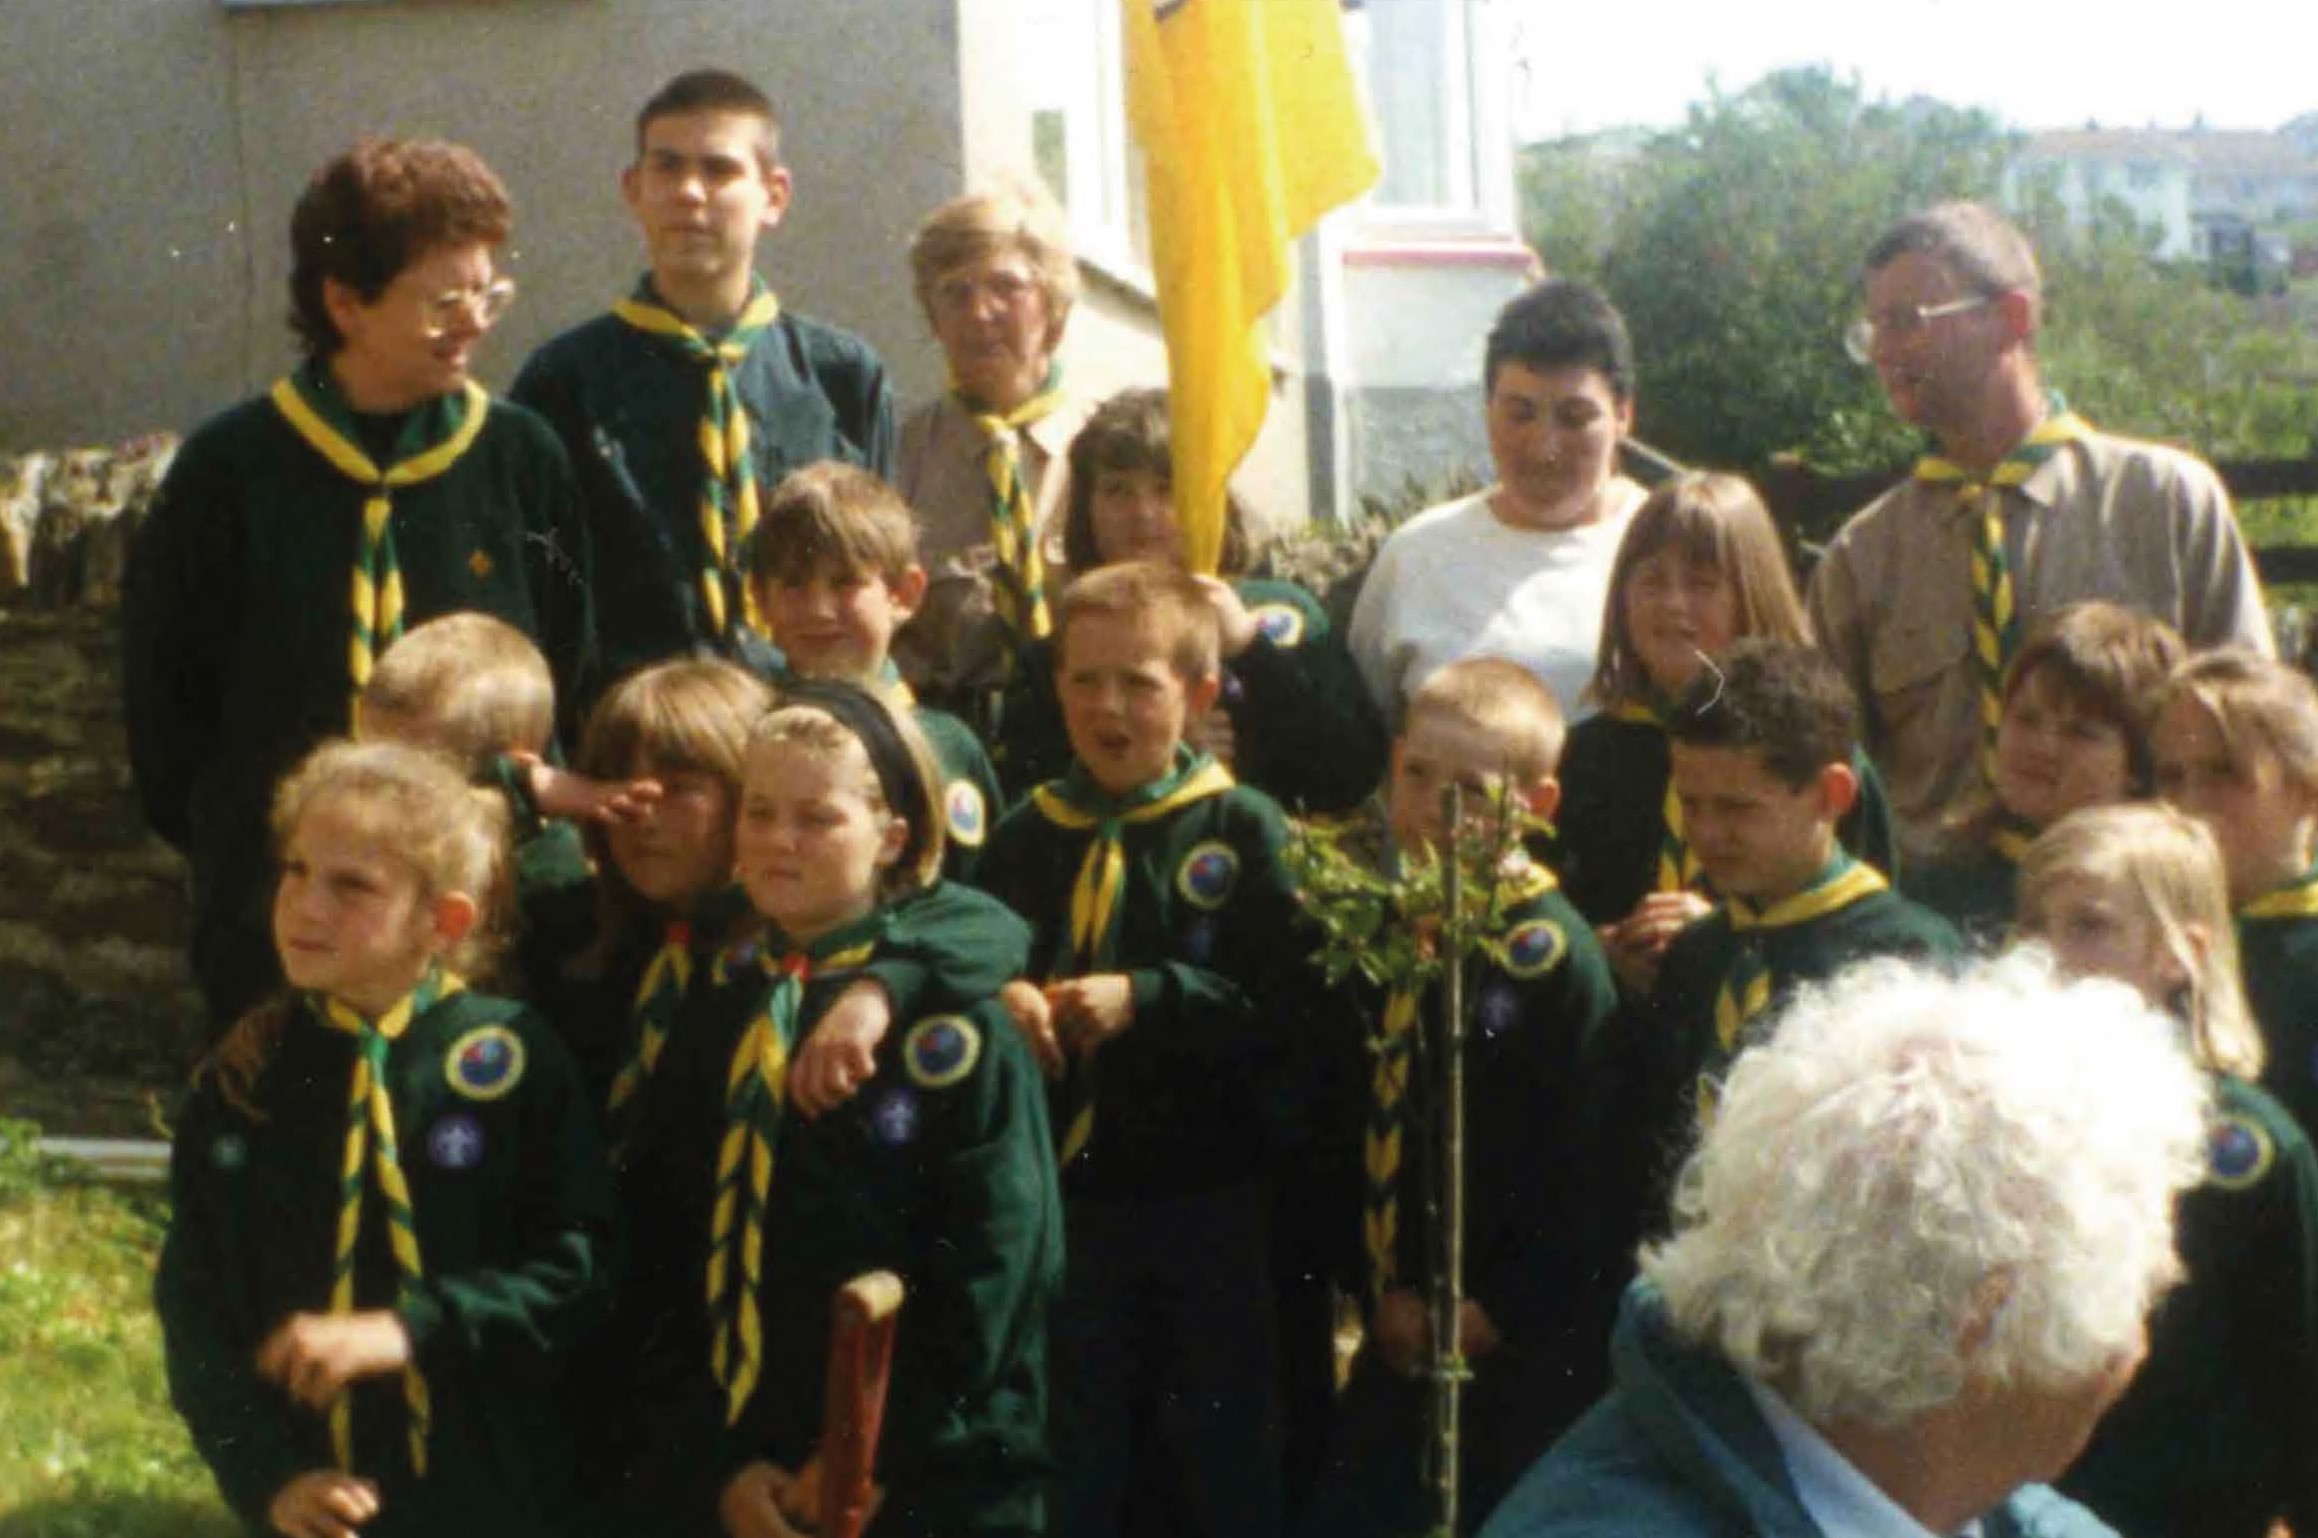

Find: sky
1506;0;2318;140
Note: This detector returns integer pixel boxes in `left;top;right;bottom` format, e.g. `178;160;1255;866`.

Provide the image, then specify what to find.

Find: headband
772;678;934;867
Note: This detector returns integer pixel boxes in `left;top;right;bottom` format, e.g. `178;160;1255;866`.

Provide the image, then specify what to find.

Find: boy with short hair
976;561;1306;1538
1632;640;1961;1189
742;461;1005;881
1298;657;1620;1538
357;612;596;1002
513;69;895;689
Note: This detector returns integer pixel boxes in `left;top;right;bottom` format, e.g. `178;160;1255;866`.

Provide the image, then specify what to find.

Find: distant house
2006;123;2318;273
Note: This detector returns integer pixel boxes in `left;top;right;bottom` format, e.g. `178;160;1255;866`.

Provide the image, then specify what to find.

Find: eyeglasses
1843;295;1992;365
421;276;517;338
932;270;1038;315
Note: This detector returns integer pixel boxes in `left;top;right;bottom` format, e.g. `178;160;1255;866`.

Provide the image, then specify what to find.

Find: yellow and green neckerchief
705;924;878;1424
607;886;753;1122
1912;396;2091;785
1711;853;1888;1054
1990;812;2039;866
614;278;782;639
955;368;1066;654
1361;859;1558;1308
313;967;466;1476
271;367;490;722
2242;868;2318;921
606;919;693;1119
1030;747;1235;1163
1608;698;1702;893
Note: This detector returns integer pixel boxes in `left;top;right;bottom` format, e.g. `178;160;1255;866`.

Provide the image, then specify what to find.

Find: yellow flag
1122;0;1379;574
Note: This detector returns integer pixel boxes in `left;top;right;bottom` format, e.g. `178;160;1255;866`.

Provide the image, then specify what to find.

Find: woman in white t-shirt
1348;279;1648;726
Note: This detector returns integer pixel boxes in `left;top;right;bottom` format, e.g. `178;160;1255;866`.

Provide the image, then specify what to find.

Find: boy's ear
321;277;369;341
875;808;910;869
1812;760;1860;822
2166;919;2214;993
1185;669;1224;718
759;164;795;233
430;891;480;950
888;563;929;623
1522;775;1562;826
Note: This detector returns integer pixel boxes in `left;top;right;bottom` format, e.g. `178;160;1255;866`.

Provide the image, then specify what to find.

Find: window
1025;0;1150;281
1344;0;1516;235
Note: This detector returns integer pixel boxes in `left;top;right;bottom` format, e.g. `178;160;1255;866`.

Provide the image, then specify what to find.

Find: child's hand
1458;1299;1503;1360
514;752;664;826
268;1470;381;1538
1193;575;1260;658
791;980;892;1116
720;1461;809;1538
1045;975;1135;1057
1600;891;1712;996
1373;1287;1430;1379
1001;979;1065;1079
256;1310;411;1410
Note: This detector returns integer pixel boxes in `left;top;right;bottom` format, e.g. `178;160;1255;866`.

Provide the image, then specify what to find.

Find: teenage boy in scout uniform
1615;641;1961;1230
1297;658;1620;1538
513;69;896;689
977;561;1309;1538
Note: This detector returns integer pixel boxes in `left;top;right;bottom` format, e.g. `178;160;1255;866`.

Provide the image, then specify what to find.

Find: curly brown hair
288;137;512;358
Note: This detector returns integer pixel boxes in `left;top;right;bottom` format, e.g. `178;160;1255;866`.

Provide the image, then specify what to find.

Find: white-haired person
2015;804;2318;1538
1482;956;2209;1538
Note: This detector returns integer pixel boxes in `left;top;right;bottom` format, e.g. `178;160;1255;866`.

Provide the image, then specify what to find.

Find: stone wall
0;438;203;1137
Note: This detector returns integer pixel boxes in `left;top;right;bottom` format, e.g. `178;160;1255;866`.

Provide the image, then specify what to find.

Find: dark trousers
1052;1182;1282;1538
1296;1339;1574;1538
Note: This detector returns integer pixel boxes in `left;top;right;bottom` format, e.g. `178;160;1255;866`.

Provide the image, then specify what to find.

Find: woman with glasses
889;180;1094;723
124;136;592;1035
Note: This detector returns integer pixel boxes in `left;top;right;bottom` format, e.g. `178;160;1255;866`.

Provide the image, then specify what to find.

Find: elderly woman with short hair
891;179;1091;713
1483;956;2208;1538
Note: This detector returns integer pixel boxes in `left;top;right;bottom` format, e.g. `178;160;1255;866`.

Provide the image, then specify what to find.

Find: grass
0;1120;237;1538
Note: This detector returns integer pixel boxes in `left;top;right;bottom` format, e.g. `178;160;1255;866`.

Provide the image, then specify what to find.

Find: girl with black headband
616;678;1062;1538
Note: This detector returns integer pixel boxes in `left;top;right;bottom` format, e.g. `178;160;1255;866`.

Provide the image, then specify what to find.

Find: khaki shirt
892;391;1091;695
1808;429;2272;857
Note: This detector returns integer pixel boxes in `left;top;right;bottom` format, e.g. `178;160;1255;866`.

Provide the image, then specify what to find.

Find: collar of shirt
1744;1378;1987;1538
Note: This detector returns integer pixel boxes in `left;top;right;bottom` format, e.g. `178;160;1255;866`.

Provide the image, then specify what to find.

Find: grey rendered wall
0;0;971;449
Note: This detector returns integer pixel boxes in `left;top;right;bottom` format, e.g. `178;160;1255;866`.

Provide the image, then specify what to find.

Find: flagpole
1429;781;1468;1537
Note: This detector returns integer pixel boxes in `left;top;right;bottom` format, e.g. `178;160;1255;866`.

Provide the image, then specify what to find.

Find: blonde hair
745;460;918;590
2017;803;2264;1079
2152;649;2318;805
361;611;556;770
1590;472;1807;708
909;177;1079;356
1403;657;1567;785
1055;560;1221;682
747;696;945;896
204;738;512;1116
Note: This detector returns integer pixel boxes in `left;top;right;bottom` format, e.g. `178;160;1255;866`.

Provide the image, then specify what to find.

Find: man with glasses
124;136;593;1033
513;69;895;692
1806;200;2269;860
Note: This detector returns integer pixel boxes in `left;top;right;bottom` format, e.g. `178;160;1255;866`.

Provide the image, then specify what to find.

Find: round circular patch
871;1087;921;1147
445;1025;527;1102
426;1113;485;1171
946;779;988;848
904;1015;982;1089
1176;840;1241;911
2207;1112;2276;1190
1501;919;1568;979
1250;602;1306;647
209;1133;247;1172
